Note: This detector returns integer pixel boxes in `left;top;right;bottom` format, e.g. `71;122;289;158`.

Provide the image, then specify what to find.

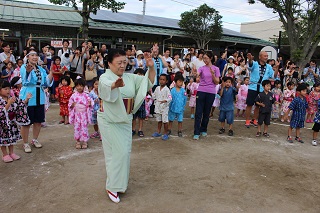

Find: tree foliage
178;4;223;49
248;0;320;69
49;0;125;39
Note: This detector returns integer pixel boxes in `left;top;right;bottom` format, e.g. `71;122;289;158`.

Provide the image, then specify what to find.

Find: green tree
48;0;125;39
178;4;223;49
248;0;320;70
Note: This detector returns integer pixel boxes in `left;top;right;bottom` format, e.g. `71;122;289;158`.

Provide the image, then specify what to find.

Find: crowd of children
1;44;320;164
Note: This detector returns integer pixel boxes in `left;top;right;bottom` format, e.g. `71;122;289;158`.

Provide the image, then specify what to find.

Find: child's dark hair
16;58;23;64
74;77;86;87
287;81;294;87
160;73;167;78
296;84;308;92
222;76;233;83
134;68;145;75
313;82;320;88
10;76;21;88
243;76;249;82
92;77;99;84
0;79;11;89
262;80;271;87
60;75;71;85
52;56;61;62
64;71;70;76
227;67;234;72
275;80;281;85
174;72;184;82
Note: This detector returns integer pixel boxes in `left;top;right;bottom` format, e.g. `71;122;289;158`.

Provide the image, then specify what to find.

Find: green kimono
97;69;153;192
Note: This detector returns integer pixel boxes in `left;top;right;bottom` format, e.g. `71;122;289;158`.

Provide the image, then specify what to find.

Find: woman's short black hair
204;51;213;59
74;77;86;87
62;39;69;45
107;49;126;63
0;79;11;89
60;75;71;85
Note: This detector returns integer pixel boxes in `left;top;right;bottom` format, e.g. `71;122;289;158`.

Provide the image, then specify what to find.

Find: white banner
51;40;73;48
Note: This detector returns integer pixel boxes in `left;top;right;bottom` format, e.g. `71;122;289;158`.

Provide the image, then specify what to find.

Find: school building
0;0;274;55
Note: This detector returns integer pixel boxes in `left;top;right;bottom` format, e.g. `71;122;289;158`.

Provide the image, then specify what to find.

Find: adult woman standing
69;46;84;81
134;50;146;71
193;51;220;140
97;49;155;203
20;49;53;153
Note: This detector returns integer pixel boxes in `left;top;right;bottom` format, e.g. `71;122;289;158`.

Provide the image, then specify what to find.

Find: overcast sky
22;0;278;32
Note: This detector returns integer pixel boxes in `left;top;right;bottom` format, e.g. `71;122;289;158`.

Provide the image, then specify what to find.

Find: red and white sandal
107;190;120;203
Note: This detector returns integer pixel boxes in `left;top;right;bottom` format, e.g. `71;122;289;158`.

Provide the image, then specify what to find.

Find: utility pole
139;0;146;15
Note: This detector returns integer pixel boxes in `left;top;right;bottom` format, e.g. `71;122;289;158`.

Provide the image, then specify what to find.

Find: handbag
85;68;97;81
70;56;81;72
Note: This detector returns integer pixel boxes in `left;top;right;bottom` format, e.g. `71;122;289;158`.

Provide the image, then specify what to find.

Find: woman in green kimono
98;49;155;203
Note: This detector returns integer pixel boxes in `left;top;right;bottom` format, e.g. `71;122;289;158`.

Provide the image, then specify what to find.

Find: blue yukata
89;89;100;125
313;100;320;124
289;97;308;129
169;87;187;122
20;65;53;106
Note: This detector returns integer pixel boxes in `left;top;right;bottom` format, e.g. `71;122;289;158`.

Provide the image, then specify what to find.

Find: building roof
0;0;274;46
91;9;256;39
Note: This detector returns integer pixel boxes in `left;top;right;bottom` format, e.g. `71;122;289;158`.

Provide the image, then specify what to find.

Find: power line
169;0;279;26
182;0;276;18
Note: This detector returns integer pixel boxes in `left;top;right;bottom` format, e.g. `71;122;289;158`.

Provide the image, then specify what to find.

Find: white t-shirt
192;58;205;71
0;52;16;64
58;48;72;67
170;59;184;74
163;56;173;75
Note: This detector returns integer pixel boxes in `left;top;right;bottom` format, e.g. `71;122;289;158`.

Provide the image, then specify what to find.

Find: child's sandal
138;131;144;137
75;142;81;149
81;142;88;149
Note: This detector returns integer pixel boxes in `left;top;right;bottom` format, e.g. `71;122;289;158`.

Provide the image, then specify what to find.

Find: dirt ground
1;103;320;213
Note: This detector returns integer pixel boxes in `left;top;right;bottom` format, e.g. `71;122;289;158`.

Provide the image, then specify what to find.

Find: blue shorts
168;111;184;122
218;110;234;124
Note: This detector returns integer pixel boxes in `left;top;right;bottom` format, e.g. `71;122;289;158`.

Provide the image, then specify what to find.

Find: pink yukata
236;84;248;110
145;95;153;117
68;91;93;142
307;90;320;115
187;82;199;107
281;89;295;114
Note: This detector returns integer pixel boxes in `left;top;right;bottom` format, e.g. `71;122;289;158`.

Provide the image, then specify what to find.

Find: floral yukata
0;96;30;146
307;90;320;115
281;89;295;115
68;91;93;142
236;84;248;110
271;87;283;119
56;85;73;116
187;82;199;108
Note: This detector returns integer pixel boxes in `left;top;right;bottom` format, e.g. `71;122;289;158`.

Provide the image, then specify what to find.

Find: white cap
136;50;143;56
